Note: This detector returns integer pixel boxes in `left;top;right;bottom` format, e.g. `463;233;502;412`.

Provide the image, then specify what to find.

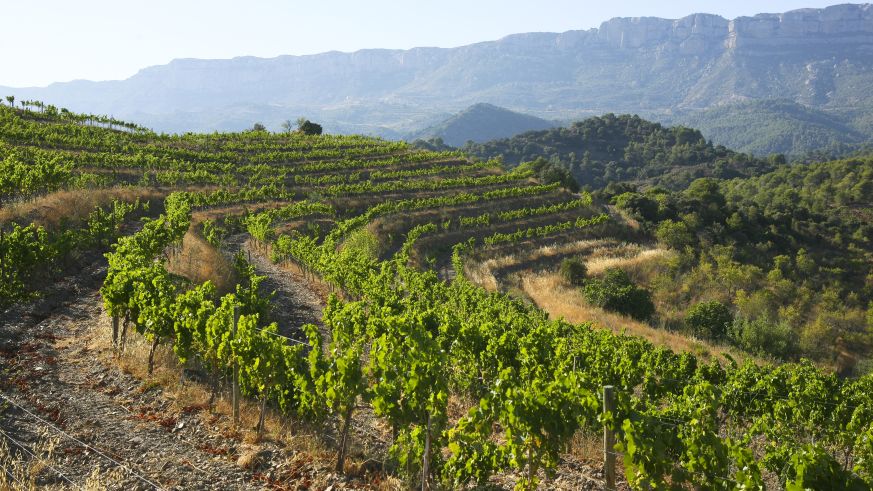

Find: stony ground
0;256;384;490
221;234;325;342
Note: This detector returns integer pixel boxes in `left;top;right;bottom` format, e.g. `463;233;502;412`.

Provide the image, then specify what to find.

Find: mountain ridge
3;3;873;149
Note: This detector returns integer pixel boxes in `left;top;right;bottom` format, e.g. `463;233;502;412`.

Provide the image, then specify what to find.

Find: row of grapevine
320;168;533;197
323;183;562;245
482;213;610;246
1;199;141;305
458;195;593;228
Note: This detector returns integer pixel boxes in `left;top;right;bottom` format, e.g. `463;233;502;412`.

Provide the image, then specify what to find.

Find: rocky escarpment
585;3;873;53
728;4;873;49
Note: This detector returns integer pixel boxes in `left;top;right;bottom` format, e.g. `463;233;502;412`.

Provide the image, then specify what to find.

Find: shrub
582;268;655;321
655;219;694;250
685;300;733;340
728;316;797;360
559;257;587;286
611;192;659;222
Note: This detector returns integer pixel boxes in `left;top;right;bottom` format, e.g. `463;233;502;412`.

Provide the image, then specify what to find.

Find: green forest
461;113;781;190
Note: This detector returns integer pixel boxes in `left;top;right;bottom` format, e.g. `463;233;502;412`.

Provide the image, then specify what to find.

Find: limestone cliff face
594;14;728;55
591;4;873;53
728;4;873;49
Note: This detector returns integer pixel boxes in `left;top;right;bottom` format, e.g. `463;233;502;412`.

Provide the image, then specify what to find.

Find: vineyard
2;103;873;490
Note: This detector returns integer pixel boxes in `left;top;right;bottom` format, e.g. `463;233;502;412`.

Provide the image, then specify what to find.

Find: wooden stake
111;315;119;349
603;385;616;490
257;388;269;439
422;413;432;491
232;306;240;427
336;406;353;473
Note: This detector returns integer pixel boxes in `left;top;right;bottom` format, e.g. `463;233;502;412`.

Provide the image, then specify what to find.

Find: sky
0;0;846;87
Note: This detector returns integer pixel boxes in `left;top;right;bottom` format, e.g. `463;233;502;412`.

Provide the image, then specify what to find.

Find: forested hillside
671;100;870;157
408;103;555;147
2;102;873;490
601;158;872;369
463;114;779;190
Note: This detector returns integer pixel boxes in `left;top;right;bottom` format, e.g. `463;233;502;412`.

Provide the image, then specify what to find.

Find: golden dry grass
190;200;290;225
464;255;517;292
464;239;618;292
520;272;754;363
0;186;165;228
166;227;236;293
585;247;670;277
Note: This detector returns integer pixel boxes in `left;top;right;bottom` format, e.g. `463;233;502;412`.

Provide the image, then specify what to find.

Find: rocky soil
0;256;383;490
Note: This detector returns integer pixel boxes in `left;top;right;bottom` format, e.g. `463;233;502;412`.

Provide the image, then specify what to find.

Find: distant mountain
407;103;555;147
669;100;869;156
462;114;776;191
4;3;873;150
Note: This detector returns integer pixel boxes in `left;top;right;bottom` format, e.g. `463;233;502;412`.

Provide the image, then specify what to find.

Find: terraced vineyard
2;104;873;490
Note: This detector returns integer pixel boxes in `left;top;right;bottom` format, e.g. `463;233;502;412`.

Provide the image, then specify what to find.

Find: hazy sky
1;0;845;87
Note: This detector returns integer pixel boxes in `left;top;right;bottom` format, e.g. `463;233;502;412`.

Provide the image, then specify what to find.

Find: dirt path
0;262;265;490
221;234;324;342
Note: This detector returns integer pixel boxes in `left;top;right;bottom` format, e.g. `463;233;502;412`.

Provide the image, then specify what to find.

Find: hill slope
407;103;555;147
670;99;869;156
463;113;776;190
3;3;873;146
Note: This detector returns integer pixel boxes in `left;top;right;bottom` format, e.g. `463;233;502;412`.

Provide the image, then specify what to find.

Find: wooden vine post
603;385;616;490
422;412;432;491
111;314;120;350
232;305;240;427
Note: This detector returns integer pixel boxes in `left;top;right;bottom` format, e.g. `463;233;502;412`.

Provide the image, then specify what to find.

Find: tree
251;122;266;132
559;257;587;286
685;300;732;339
612;192;659;222
5;96;13;108
296;118;323;136
656;219;694;250
683;178;726;223
582;268;655;321
280;119;294;133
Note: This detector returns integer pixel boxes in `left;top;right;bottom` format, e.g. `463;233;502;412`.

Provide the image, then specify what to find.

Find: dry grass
466;239;751;360
190;200;290;225
464;255;517;292
567;427;605;463
520;272;755;363
464;239;618;292
166;227;236;293
585;247;670;277
0;428;123;491
0;186;165;229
